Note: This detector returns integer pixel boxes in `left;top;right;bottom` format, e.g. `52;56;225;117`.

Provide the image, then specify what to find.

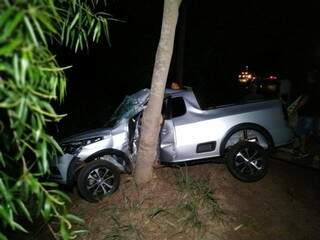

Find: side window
171;97;186;118
162;98;168;117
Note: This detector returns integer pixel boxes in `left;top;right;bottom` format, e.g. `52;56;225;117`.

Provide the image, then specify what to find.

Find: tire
77;160;120;202
226;141;268;182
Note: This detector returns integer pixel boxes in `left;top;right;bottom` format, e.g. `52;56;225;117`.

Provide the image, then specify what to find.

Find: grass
104;223;141;240
104;211;142;240
178;200;203;229
240;215;259;231
123;195;144;213
148;207;169;218
100;166;225;239
174;167;224;220
102;204;142;240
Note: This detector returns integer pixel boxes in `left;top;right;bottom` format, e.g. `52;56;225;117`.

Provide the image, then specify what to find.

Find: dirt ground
69;155;320;240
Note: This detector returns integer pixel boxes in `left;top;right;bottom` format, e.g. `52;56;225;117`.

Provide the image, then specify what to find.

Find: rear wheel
226;141;268;182
77;160;120;202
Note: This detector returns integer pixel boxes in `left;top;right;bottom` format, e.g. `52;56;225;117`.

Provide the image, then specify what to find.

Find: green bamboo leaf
40;141;48;173
41;198;51;221
61;21;66;42
79;34;83;50
70;230;88;239
48;189;71;203
27;86;57;100
92;21;101;42
65;214;84;224
47;195;64;205
0;151;5;167
72;0;77;12
20;139;38;156
0;206;10;222
36;12;57;34
39;65;72;72
60;221;70;240
69;12;80;30
41;182;58;187
0;231;8;240
87;17;95;34
65;24;71;47
46;136;63;154
34;127;41;143
0;179;11;201
24;16;39;46
102;18;111;46
29;104;66;119
32;16;47;45
0;11;24;42
82;29;89;49
39;100;56;115
0;37;22;56
0;99;19;109
11;221;28;233
13;53;20;84
26;173;40;194
17;97;27;121
0;7;14;29
16;199;32;223
31;114;43;143
20;55;29;85
75;36;80;52
47;0;59;19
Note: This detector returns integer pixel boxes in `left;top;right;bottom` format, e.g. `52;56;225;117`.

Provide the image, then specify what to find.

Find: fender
219;123;274;156
84;148;133;173
66;149;133;186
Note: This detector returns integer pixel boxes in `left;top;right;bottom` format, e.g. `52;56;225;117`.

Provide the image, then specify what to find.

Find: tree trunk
135;0;182;185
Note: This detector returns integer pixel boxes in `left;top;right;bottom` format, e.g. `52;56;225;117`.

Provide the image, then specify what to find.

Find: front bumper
49;153;75;185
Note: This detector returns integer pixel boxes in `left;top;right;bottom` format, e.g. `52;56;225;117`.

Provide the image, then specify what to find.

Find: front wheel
77;160;120;202
226;141;268;182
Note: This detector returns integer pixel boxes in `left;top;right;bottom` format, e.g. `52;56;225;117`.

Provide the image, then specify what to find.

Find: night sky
53;0;320;138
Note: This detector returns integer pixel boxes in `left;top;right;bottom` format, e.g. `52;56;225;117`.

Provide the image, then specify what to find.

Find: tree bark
135;0;182;185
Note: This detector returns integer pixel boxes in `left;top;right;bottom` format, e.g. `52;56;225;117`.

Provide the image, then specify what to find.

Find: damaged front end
50;89;150;185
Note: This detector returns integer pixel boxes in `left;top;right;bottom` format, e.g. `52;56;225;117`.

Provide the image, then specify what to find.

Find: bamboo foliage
0;0;111;239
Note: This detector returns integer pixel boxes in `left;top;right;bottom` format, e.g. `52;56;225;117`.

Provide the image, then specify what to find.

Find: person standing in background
279;74;292;107
294;68;320;156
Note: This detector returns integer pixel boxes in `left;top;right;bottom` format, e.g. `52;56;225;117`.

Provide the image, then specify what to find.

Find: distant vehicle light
267;75;277;80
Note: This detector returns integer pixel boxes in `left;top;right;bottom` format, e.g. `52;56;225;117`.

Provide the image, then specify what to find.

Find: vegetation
97;167;223;240
0;0;111;239
174;167;223;219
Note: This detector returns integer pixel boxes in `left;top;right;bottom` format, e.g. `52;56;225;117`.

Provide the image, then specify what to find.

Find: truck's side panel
160;89;293;163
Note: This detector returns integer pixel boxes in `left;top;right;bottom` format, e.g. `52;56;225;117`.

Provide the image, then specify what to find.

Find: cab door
159;97;187;162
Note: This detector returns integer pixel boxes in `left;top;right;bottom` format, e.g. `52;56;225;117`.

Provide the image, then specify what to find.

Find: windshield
105;95;144;127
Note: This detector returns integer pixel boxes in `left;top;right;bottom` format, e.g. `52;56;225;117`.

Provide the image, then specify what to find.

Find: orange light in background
238;67;255;83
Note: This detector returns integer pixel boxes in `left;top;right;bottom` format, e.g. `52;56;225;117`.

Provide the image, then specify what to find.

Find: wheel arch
84;148;133;173
219;123;274;156
66;148;132;186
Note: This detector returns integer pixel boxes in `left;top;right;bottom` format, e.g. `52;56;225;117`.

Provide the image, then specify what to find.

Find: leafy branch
0;0;113;239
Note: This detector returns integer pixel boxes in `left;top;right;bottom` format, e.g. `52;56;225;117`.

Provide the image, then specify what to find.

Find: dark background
53;0;320;138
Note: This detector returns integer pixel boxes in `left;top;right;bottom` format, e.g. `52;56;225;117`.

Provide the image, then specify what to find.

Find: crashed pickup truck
50;87;293;202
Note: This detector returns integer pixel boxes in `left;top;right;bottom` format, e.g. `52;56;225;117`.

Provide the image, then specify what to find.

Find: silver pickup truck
50;87;293;202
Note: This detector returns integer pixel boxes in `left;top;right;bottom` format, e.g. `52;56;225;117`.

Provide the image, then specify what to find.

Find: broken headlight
61;137;104;154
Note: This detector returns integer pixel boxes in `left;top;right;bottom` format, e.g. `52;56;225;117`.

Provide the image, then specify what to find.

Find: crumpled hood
59;128;111;144
59;89;150;145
